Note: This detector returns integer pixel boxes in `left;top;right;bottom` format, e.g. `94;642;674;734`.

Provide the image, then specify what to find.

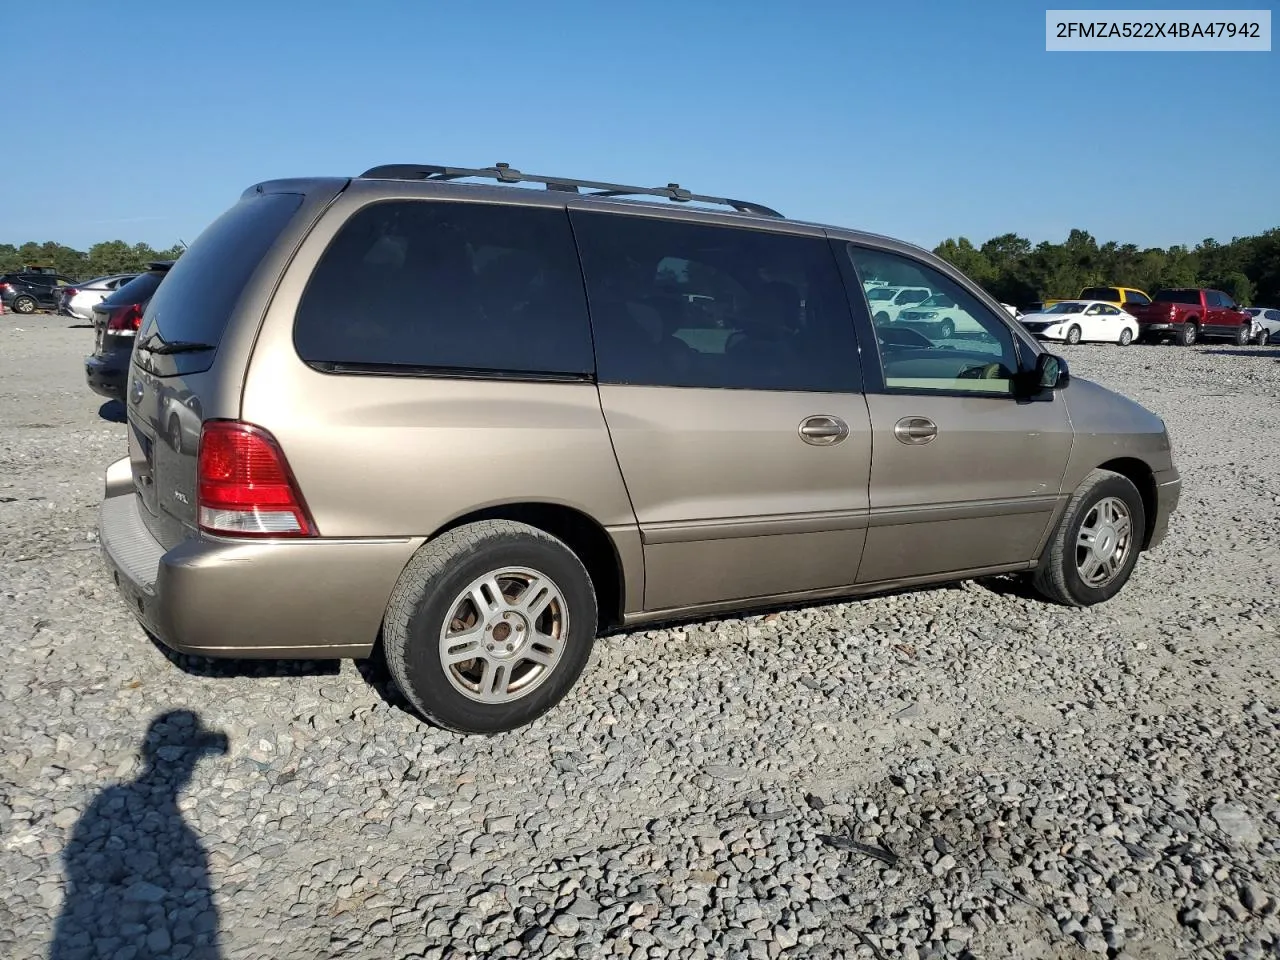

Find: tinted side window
295;200;593;377
845;245;1020;396
1153;289;1202;305
1081;286;1119;301
572;212;859;392
1268;310;1280;322
1126;291;1151;305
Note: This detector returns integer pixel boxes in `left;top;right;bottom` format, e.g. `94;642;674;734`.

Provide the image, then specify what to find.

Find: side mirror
1036;352;1069;390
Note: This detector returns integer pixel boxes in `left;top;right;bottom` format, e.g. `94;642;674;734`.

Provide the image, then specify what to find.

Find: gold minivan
98;163;1181;733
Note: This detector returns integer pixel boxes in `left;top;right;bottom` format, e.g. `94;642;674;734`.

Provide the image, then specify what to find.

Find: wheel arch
433;502;627;632
1096;457;1157;549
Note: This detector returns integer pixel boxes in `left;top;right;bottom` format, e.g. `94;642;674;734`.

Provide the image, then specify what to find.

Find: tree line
933;227;1280;309
0;240;184;280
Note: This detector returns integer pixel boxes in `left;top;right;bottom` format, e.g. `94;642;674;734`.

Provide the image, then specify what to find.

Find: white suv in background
864;284;930;324
1245;307;1280;344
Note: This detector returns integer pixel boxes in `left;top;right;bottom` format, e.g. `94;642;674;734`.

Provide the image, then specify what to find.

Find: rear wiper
137;333;216;355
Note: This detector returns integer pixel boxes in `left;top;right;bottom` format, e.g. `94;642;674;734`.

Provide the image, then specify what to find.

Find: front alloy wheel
1074;496;1134;589
1032;468;1146;607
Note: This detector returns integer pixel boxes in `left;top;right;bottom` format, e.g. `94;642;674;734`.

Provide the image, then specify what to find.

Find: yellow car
1042;285;1152;311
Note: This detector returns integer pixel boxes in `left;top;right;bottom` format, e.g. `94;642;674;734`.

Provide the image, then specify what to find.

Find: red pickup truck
1128;288;1252;346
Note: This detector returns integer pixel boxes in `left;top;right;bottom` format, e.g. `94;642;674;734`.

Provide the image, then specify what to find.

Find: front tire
1065;325;1082;345
1032;469;1146;608
939;319;956;340
382;520;598;734
1118;327;1133;346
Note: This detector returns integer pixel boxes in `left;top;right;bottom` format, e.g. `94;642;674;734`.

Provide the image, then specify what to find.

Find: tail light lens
196;421;316;537
64;288;78;297
106;303;144;333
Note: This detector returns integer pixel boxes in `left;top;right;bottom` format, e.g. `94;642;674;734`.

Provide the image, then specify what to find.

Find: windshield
918;293;954;308
1045;301;1085;313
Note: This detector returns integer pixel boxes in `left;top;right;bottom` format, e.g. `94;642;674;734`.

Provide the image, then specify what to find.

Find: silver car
60;274;139;321
1245;307;1280;345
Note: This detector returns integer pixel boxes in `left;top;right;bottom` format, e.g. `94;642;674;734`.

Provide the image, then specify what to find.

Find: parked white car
1244;307;1280;345
865;284;931;324
895;291;982;340
1018;300;1140;345
58;273;138;321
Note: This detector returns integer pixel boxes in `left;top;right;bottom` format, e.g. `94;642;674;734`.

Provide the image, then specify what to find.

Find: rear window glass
1080;287;1119;301
144;191;303;347
103;270;165;305
293;200;594;377
1153;289;1202;305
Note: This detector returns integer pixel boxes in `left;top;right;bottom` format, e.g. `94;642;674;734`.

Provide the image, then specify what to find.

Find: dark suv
84;262;173;401
1;272;78;313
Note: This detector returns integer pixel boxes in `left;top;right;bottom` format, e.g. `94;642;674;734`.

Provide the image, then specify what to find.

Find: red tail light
196;421;316;537
65;288;78;297
107;303;144;333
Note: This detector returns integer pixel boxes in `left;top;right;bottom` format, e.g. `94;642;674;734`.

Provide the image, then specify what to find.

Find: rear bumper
97;461;420;659
1147;469;1181;551
84;353;127;400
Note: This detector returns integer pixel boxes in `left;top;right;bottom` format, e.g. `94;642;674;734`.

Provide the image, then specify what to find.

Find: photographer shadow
50;710;229;960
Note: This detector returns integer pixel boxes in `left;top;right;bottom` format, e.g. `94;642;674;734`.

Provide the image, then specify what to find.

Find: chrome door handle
893;416;938;445
798;415;849;445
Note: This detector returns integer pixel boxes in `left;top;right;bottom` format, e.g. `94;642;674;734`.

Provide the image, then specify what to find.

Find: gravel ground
2;315;1279;960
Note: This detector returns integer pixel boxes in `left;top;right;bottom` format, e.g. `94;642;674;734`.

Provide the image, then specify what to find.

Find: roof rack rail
357;162;784;218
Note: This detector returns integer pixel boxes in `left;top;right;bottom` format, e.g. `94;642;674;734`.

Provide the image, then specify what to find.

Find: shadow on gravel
144;631;341;679
51;710;228;960
1201;348;1280;359
66;323;94;330
97;401;127;423
973;573;1042;601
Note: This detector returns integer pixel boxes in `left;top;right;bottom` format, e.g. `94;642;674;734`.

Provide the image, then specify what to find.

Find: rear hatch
91;269;167;357
124;188;316;551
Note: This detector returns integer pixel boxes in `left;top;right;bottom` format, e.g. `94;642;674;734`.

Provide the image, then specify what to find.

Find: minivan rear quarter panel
240;182;640;590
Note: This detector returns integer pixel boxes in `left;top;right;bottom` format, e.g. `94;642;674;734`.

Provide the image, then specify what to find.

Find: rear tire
12;295;36;314
1032;469;1146;608
1179;322;1198;346
1065;325;1082;345
382;520;598;734
1234;323;1251;346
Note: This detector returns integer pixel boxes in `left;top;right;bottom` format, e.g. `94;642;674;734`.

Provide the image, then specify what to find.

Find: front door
571;209;873;611
836;242;1075;584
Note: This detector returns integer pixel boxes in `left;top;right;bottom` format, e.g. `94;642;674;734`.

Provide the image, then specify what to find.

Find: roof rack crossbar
357;163;783;218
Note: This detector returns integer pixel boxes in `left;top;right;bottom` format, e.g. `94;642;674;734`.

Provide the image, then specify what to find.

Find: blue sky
4;0;1276;253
